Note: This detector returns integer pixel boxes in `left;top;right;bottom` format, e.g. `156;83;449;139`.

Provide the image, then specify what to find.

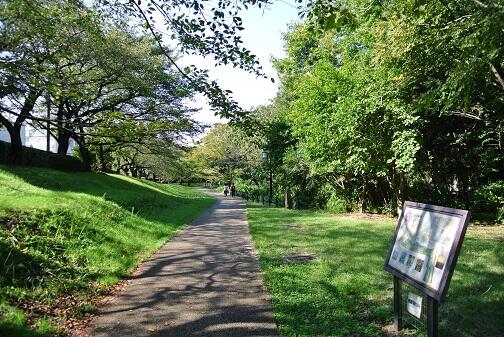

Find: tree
268;0;503;214
48;28;197;170
98;0;342;118
191;124;261;183
1;0;202;169
0;0;92;163
373;0;504;203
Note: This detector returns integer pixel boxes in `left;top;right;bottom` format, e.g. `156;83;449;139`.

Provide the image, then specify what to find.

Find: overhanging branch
489;62;504;91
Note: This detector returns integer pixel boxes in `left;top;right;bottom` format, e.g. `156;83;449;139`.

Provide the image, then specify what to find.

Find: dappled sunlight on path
88;191;277;337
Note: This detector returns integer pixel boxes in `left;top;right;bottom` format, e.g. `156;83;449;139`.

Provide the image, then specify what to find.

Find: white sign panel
388;206;460;291
385;201;470;301
407;292;423;319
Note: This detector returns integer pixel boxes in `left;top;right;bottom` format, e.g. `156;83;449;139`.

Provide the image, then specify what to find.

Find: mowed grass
247;204;504;337
0;165;214;336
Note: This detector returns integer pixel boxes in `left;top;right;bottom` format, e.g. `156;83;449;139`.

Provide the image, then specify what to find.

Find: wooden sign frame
385;201;470;301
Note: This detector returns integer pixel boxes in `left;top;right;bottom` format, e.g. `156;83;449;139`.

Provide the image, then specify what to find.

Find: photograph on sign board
387;206;461;291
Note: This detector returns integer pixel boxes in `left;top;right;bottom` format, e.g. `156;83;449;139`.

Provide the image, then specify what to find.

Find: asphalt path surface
90;191;277;337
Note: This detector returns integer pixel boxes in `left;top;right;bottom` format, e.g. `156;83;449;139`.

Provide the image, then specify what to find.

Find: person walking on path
223;185;229;197
88;190;277;337
231;183;236;197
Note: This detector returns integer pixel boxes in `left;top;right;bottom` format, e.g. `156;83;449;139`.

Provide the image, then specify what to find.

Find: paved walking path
90;191;277;337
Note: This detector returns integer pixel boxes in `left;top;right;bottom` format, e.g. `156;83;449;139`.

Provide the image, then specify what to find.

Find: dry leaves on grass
11;278;133;337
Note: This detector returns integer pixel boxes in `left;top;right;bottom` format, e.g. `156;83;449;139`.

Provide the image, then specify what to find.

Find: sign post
427;297;438;337
393;276;402;331
385;201;470;337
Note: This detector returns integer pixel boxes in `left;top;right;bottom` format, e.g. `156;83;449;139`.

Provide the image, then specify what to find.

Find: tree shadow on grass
0;240;61;289
249;206;504;337
0;238;86;337
0;165;217;337
86;197;278;337
0;322;50;337
438;236;504;337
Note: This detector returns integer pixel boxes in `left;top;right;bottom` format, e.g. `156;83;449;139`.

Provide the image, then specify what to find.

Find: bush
472;181;504;222
23;147;50;167
0;140;82;171
47;154;83;171
0;140;49;167
326;194;347;213
378;201;397;216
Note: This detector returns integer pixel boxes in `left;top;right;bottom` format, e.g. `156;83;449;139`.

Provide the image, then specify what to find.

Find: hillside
0;165;214;336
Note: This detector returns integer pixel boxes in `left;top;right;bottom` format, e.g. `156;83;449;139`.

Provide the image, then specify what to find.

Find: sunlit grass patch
0;165;214;336
247;203;504;337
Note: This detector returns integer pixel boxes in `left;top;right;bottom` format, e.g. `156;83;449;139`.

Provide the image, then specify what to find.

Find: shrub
0;141;82;171
23;146;50;167
472;181;504;221
47;154;83;171
378;201;397;216
497;207;504;223
326;194;347;213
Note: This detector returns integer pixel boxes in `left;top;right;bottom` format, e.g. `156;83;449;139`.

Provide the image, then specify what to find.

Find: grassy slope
0;165;214;336
247;204;504;337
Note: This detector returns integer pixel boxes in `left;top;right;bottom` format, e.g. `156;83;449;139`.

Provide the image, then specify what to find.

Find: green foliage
325;194;347;213
0;0;201;169
247;204;504;337
234;178;268;200
0;303;46;337
36;319;58;336
0;165;213;334
190;124;262;184
182;1;503;220
472;181;504;222
234;0;504;217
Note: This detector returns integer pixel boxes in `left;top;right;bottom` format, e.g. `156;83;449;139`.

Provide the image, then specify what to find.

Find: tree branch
0;113;14;132
489;62;504;91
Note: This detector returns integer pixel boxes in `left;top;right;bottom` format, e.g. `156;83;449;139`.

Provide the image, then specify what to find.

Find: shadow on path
88;191;277;337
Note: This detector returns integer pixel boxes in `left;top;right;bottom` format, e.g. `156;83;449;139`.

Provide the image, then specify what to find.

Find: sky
178;2;300;126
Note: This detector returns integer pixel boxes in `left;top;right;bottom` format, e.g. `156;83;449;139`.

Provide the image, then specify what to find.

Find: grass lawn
247;204;503;337
0;165;214;336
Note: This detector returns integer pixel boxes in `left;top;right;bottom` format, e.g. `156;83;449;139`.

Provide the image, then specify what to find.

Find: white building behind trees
0;123;76;155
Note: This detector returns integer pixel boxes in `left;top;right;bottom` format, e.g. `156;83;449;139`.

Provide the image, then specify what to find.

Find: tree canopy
190;0;503;220
1;0;502;220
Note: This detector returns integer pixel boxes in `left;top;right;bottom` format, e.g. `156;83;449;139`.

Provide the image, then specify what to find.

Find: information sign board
385;201;470;301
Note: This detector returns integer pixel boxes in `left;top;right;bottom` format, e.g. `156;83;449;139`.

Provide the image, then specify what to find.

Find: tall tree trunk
56;101;71;154
79;143;92;171
7;124;23;165
57;131;71;154
297;179;307;209
131;166;138;177
284;185;293;209
98;144;106;172
397;172;406;214
389;169;399;215
2;88;40;164
359;175;367;213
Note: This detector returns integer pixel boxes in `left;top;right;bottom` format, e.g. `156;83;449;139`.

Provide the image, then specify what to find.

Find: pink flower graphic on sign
405;211;412;223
